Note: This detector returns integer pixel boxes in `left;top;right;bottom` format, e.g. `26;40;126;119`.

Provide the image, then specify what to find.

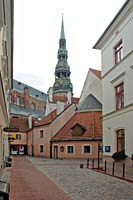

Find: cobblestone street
10;156;133;200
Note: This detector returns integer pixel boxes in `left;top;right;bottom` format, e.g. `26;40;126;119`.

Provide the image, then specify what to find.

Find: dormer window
71;123;86;137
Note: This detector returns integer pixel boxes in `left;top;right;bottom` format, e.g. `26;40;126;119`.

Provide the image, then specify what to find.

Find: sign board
3;127;19;132
105;146;111;152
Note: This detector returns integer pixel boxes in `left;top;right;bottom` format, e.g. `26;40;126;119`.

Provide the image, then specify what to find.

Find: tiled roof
10;117;30;132
13;79;47;101
10;104;45;118
90;68;101;79
34;104;71;127
78;94;102;111
34;109;57;126
51;111;102;141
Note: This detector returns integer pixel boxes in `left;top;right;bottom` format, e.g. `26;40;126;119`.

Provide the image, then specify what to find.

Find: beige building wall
0;0;13;167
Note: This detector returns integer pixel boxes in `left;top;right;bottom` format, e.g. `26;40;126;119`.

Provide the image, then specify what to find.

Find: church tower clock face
53;15;73;96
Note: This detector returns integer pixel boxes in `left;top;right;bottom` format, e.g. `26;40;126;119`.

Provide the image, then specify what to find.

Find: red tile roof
34;104;71;127
35;109;57;126
52;111;102;141
90;68;101;79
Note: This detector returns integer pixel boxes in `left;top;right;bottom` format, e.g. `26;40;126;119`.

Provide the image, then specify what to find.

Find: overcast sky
14;0;125;97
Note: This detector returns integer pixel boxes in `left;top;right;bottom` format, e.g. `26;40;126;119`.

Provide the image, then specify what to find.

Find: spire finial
60;14;65;39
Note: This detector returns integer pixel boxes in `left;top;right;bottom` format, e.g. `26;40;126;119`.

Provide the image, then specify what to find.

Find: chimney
47;87;53;102
24;87;29;109
56;101;65;115
28;114;32;129
67;91;72;104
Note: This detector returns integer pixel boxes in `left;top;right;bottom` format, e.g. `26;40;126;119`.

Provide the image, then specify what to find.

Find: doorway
53;146;58;159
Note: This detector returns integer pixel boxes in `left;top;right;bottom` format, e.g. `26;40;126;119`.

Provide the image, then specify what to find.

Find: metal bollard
122;163;125;177
92;159;94;169
104;160;107;173
112;161;115;175
87;158;89;168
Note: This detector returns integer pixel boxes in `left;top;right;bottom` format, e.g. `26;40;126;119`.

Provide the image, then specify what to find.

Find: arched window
31;102;36;111
16;96;21;105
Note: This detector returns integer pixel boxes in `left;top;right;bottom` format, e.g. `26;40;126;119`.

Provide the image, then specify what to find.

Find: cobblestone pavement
27;156;133;200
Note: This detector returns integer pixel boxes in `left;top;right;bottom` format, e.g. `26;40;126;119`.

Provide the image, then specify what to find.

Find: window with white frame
114;40;123;64
67;145;74;154
115;82;124;110
40;145;43;153
82;145;91;154
16;134;21;140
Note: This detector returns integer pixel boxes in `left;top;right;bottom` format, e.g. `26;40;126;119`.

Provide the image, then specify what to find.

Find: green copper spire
53;15;73;96
60;15;65;39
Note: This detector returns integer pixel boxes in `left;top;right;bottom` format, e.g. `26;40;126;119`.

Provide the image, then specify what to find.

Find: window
16;134;21;140
16;96;21;105
114;40;123;64
82;145;91;154
40;130;44;138
31;102;36;111
67;145;74;154
21;97;25;106
115;83;124;110
116;129;125;152
40;145;43;153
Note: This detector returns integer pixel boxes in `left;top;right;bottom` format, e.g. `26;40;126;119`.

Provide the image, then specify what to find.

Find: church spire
53;16;73;97
60;15;65;39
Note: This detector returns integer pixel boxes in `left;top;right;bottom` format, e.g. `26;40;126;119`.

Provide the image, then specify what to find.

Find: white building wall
103;107;133;156
97;1;133;157
79;70;102;105
101;11;133;76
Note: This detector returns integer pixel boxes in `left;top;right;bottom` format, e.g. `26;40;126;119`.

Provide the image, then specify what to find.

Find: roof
35;109;57;126
51;111;102;141
78;94;102;111
34;104;71;127
90;68;101;79
10;117;30;132
93;0;130;49
10;104;45;119
13;79;47;101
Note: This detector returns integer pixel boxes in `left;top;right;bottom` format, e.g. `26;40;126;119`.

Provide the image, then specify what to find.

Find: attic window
71;123;86;137
36;94;39;97
41;92;44;95
18;82;21;85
